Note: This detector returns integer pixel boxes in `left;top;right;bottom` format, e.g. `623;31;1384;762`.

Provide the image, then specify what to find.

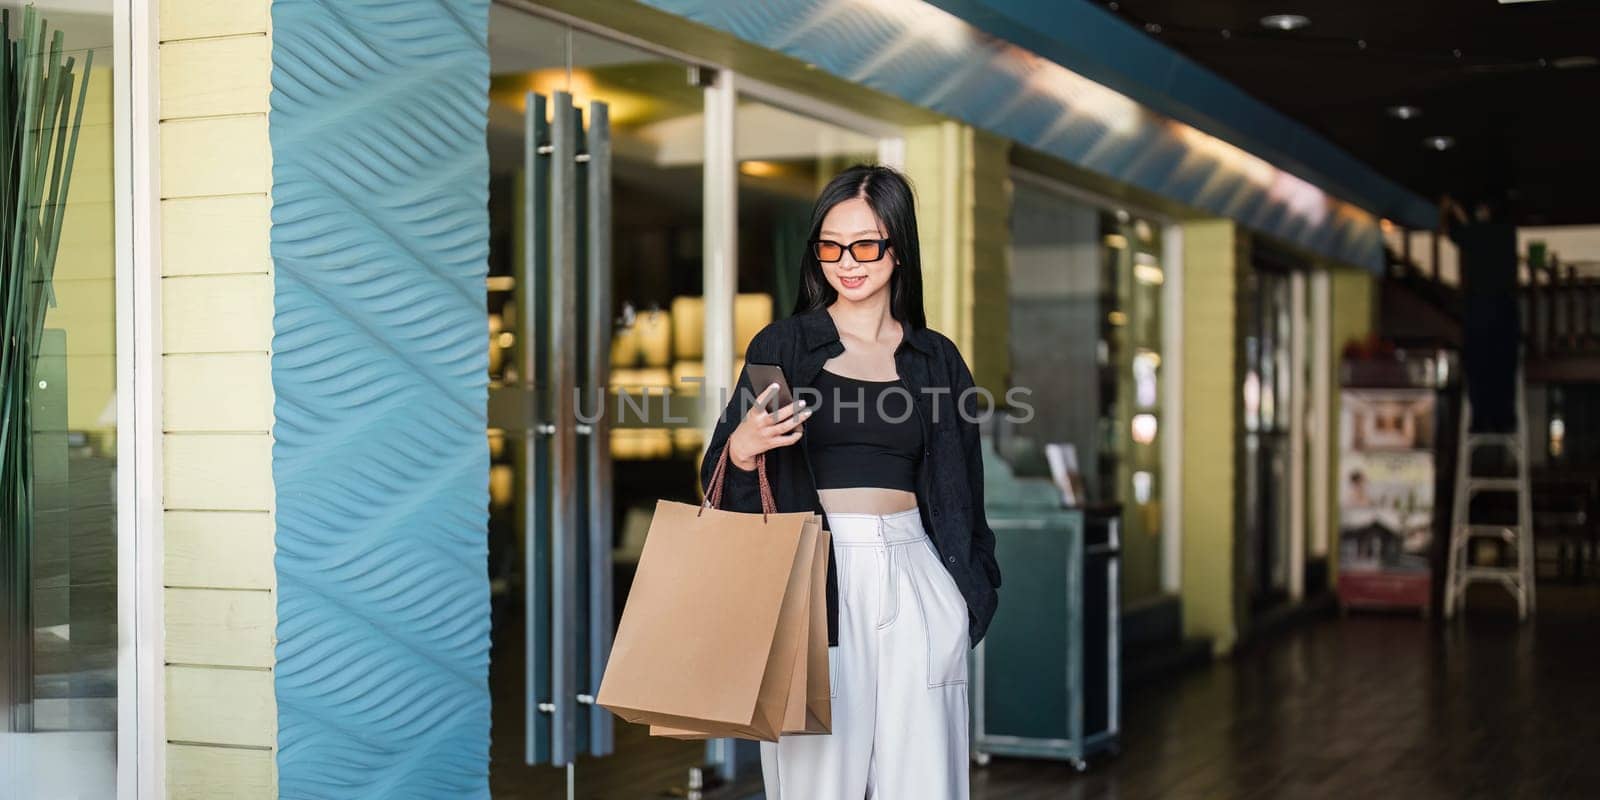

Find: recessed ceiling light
1260;14;1311;31
1388;105;1422;120
1423;135;1455;151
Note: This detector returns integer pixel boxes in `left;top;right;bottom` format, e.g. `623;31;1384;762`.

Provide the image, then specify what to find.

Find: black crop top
804;370;923;492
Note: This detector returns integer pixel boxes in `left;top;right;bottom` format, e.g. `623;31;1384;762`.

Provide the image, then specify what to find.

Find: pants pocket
915;540;970;688
827;646;839;699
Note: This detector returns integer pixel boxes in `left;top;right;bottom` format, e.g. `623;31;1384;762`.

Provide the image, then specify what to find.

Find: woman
702;164;1001;799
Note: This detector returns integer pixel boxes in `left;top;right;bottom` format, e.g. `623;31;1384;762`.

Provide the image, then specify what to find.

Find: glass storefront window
1241;257;1308;610
1;3;119;797
1100;210;1166;603
1004;176;1167;604
732;96;880;327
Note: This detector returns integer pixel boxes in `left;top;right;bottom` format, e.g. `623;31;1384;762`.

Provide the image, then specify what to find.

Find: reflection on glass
1133;350;1159;409
1;3;118;798
1131;414;1158;446
734;96;878;325
1244;368;1261;432
1241;265;1302;609
1132;470;1154;505
1007;190;1168;603
1101;211;1165;602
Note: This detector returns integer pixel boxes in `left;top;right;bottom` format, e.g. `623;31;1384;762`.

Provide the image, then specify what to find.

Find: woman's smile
839;274;867;289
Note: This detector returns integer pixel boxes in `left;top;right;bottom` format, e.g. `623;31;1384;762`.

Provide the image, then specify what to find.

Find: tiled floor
972;587;1600;800
499;586;1600;799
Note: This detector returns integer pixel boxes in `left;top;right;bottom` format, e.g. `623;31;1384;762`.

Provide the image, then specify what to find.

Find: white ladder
1444;375;1535;620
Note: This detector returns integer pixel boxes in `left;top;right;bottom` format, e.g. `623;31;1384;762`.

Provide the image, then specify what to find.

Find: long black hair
793;164;927;329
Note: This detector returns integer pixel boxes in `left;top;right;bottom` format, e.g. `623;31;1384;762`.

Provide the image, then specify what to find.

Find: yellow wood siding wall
903;122;1011;396
1178;219;1240;653
905;121;970;355
969;130;1011;396
1326;268;1376;582
159;1;277;796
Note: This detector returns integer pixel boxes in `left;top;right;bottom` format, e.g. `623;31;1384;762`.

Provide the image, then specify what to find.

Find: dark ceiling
1102;0;1600;226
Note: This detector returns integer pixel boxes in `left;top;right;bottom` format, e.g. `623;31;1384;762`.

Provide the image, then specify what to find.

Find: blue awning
636;0;1428;271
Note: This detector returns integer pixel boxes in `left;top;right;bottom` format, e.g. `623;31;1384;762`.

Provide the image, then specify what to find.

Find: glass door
1242;249;1309;612
484;7;903;795
486;7;713;796
1;3;120;797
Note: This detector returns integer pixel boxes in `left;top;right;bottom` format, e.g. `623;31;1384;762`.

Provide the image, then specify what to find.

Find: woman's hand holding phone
727;383;812;471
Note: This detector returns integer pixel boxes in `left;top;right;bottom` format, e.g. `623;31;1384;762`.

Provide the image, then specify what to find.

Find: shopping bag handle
701;447;777;519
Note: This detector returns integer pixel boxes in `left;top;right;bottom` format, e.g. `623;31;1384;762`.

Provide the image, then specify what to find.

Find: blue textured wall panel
270;1;491;797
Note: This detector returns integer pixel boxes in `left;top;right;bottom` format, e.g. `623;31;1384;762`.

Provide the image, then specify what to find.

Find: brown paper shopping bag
654;515;832;740
597;452;813;742
797;521;832;734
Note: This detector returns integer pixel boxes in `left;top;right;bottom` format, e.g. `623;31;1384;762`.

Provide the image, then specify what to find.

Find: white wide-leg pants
760;508;970;800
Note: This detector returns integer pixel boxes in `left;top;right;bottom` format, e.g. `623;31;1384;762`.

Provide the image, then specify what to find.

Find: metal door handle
547;90;581;767
584;100;616;758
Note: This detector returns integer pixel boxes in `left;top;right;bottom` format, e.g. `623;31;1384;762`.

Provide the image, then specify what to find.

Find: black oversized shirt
700;309;1002;648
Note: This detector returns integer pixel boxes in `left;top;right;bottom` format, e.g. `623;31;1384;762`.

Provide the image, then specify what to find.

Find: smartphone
745;363;795;413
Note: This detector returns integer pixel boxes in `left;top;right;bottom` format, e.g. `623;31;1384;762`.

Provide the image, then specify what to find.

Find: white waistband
827;507;924;543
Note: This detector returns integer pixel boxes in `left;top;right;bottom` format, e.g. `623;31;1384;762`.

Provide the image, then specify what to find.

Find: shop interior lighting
1134;351;1160;408
739;160;781;178
1387;105;1422;120
1132;470;1154;504
1134;254;1165;285
1260;14;1311;31
1423;135;1455;151
1131;414;1158;445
